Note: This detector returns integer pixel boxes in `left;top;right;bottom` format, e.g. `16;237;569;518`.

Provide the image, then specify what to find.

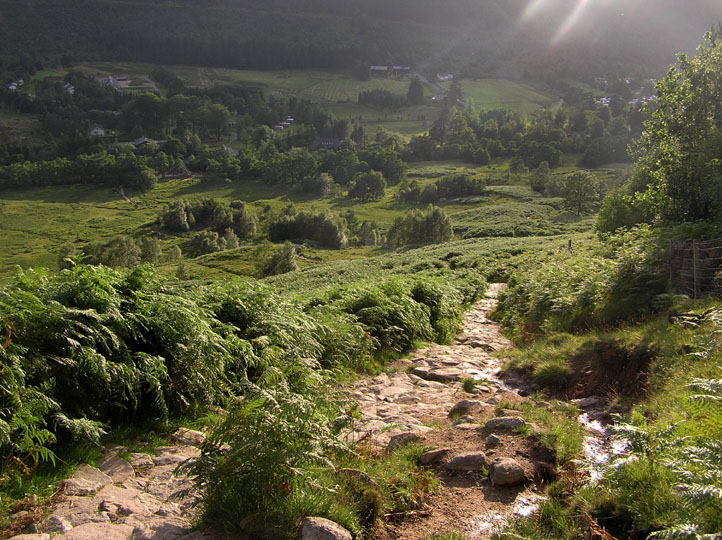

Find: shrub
387;205;453;247
269;211;348;249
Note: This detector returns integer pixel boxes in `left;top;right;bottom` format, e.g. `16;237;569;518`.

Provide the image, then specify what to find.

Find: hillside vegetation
1;0;718;80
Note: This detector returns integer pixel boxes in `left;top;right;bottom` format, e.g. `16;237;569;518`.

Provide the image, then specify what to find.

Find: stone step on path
9;429;224;540
347;284;516;452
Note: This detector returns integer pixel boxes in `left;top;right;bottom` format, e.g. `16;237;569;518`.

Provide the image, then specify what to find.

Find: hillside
1;0;720;79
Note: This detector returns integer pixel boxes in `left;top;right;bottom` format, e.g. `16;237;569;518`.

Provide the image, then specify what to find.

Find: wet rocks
301;517;352;540
489;458;527;487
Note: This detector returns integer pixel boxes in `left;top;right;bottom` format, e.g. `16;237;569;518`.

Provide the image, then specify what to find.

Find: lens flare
521;0;549;23
551;0;591;45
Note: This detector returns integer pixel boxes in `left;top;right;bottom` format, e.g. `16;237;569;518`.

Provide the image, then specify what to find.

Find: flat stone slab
129;453;154;469
64;465;112;496
97;452;135;484
424;368;465;383
454;423;482;431
53;522;134;540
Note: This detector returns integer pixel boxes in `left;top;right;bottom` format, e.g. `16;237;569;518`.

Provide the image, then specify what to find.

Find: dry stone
445;452;489;471
420;448;450;466
489;457;527;486
486;416;526;430
386;431;420;451
301;517;352;540
454;423;482;431
46;515;73;533
425;368;464;382
172;428;206;446
8;535;50;540
64;465;111;496
97;452;135;484
448;399;485;417
53;522;134;540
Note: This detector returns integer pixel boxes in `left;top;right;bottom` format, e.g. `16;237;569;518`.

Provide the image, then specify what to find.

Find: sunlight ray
551;0;591;45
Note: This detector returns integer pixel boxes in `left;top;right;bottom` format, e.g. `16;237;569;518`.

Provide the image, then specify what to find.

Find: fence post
693;240;700;299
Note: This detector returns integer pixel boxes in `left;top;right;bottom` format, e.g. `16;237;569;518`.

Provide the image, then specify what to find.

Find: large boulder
489;457;527;486
301;517;352;540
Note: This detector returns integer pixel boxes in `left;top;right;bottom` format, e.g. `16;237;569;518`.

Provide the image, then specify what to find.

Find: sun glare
552;0;591;45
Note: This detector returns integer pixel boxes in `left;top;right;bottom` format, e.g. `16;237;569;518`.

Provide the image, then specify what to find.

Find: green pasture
0;155;613;282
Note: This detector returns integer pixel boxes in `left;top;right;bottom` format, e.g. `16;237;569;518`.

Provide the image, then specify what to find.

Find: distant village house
89;124;106;137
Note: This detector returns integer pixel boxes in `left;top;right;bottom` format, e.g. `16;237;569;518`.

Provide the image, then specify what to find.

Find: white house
89;124;106;137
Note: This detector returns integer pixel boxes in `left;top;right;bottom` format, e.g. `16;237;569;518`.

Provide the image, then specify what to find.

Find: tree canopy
598;28;722;232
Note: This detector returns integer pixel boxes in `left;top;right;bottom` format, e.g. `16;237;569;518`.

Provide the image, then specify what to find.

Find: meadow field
0;158;629;282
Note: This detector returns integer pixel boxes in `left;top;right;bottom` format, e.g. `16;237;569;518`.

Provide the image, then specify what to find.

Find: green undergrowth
0;259;480;536
182;382;437;539
495;226;670;337
451;202;592;239
496;303;722;539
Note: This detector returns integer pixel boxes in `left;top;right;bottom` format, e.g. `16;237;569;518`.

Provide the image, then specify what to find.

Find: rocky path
8;284;593;540
349;284;554;540
8;430;222;540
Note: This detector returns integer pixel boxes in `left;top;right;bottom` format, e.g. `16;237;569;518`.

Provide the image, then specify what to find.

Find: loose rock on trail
349;284;555;540
7;430;224;540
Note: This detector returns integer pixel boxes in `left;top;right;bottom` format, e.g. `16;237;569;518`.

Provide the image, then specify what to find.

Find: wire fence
669;238;722;298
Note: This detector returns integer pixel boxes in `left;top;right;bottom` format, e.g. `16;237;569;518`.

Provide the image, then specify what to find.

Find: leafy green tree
185;231;223;257
530;161;552;193
348;171;386;202
563;171;600;216
407;76;425;105
139;237;162;263
387;205;453;247
627;29;722;223
263;241;298;276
